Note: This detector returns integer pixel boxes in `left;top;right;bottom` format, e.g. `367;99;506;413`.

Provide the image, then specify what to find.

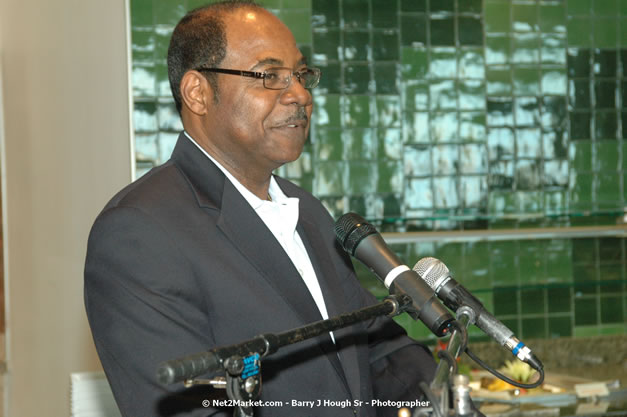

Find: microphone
413;257;543;371
334;213;453;337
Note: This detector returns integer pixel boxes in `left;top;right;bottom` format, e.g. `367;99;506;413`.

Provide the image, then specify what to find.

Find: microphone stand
417;306;477;417
158;294;413;417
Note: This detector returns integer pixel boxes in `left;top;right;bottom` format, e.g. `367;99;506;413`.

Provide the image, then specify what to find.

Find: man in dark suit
84;1;436;416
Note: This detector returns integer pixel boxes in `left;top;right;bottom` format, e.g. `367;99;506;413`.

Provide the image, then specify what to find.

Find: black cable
437;350;458;375
418;381;444;417
465;347;545;389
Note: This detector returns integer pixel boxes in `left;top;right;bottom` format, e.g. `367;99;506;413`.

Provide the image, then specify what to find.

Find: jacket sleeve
84;206;229;417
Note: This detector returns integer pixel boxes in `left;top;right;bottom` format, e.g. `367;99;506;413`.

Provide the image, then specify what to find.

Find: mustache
280;108;309;125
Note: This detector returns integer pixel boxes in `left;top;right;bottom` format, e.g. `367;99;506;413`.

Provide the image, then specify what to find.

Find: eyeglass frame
194;66;321;90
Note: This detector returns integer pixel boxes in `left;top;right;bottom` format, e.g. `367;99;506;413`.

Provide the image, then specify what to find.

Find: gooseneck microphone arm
334;213;454;337
157;295;411;385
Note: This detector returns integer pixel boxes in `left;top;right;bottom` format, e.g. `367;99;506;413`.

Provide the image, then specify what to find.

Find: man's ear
180;70;214;116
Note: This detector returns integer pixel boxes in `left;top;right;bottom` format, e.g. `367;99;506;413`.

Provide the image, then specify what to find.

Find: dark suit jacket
84;133;436;417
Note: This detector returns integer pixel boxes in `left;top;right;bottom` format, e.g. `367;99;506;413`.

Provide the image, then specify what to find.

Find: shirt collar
183;130;290;209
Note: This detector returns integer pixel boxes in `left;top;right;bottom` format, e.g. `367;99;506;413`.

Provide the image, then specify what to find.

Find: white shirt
184;132;334;338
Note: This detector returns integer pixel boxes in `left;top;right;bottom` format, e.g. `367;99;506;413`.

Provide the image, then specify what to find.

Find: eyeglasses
195;66;321;90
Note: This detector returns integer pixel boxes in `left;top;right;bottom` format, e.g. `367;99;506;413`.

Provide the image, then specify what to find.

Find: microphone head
334;212;378;255
413;257;449;290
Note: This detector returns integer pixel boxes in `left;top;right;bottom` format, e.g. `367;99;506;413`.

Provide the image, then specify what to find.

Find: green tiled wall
130;0;626;342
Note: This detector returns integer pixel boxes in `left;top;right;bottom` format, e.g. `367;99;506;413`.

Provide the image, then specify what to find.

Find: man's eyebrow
250;56;308;71
251;57;283;71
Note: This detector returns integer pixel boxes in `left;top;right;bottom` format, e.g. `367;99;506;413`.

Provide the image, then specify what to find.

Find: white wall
0;0;132;415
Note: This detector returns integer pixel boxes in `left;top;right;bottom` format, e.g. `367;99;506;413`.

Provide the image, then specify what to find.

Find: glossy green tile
458;17;483;46
487;67;513;95
315;127;344;161
621;18;627;46
601;296;625;324
458;48;485;79
377;160;403;193
131;0;153;27
376;95;401;127
512;32;540;64
432;144;458;175
153;2;186;26
314;161;346;195
257;0;282;8
429;79;457;110
595;111;618;140
521;288;546;314
513;66;541;96
595;141;620;172
542;65;567;95
372;0;398;28
594;49;618;77
312;0;340;27
541;33;567;65
567;48;591;77
401;47;429;78
279;9;312;44
343;64;372;94
313;94;342;127
374;63;399;94
544;190;568;213
539;2;566;33
403;112;430;144
593;18;618;48
599;238;624;262
460;143;488;174
594;80;617;109
572;238;597;265
401;14;428;47
378;128;402;160
459;176;488;208
544;160;569;188
494;287;519;315
569;111;592;139
599;264;624;292
570;173;595;208
429;47;457;78
542;96;568;129
403;81;429;111
401;0;426;12
487;127;515;160
512;2;537;32
342;128;375;160
459;111;486;141
568;0;592;16
343;31;370;61
575;297;598;325
433;177;459;208
573;325;600;337
342;0;370;29
485;34;512;65
430;112;459;142
487;97;514;126
567;17;593;47
458;0;481;14
342;95;373;127
313;28;340;61
347;161;377;194
514;97;539;127
133;64;156;97
134;101;158;132
458;80;485;111
131;27;155;63
596;172;621;206
548;316;572;338
315;62;342;94
522;318;547;339
155;63;170;97
485;0;511;33
373;31;399;61
431;17;455;46
548;287;572;312
405;178;433;209
594;0;619;17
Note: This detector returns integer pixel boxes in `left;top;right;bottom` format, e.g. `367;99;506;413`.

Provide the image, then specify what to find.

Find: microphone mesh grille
413;257;449;289
334;212;377;254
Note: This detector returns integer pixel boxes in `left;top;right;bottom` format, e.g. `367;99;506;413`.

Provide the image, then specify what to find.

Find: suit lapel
298;216;362;401
172;134;358;399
